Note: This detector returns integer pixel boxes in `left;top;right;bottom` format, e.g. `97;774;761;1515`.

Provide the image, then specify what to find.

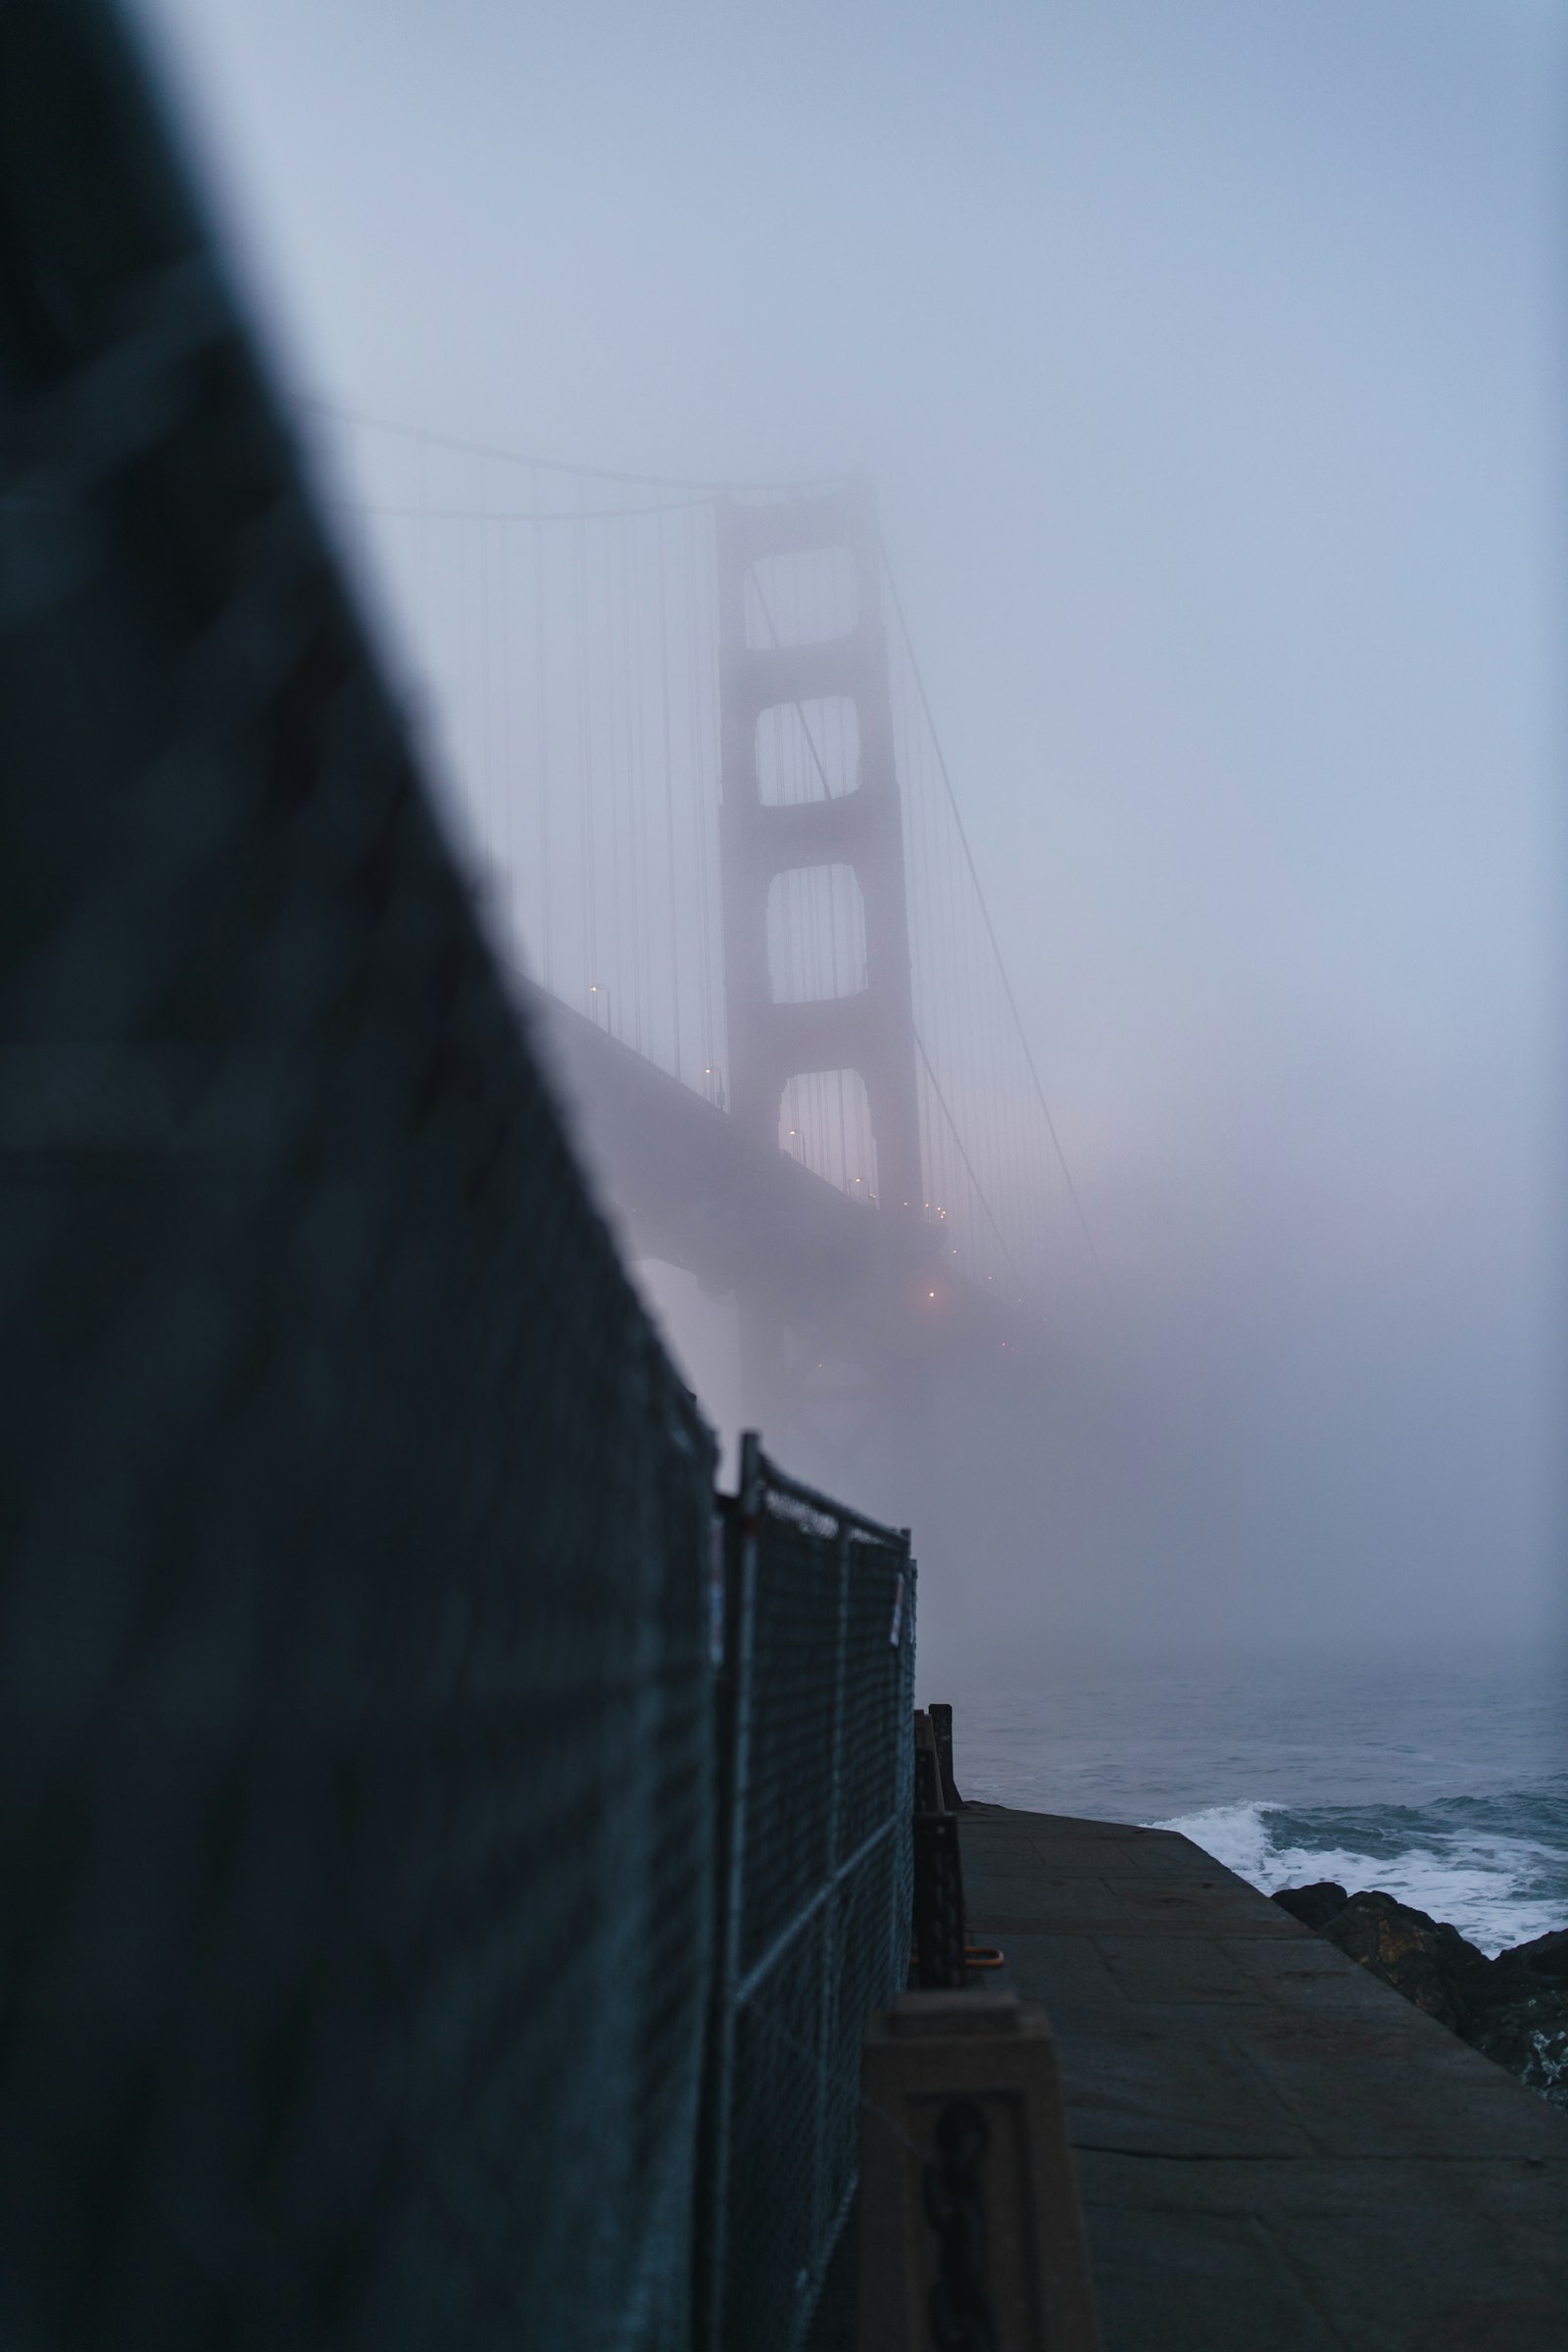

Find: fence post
912;1714;968;1990
928;1700;963;1809
811;1523;854;2270
893;1555;917;1994
912;1708;944;1815
699;1431;763;2352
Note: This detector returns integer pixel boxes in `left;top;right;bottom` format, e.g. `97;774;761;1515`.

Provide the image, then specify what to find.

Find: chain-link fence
2;14;925;2352
0;8;718;2346
700;1438;916;2352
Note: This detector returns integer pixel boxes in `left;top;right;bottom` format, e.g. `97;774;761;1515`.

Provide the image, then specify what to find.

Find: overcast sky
135;0;1565;1668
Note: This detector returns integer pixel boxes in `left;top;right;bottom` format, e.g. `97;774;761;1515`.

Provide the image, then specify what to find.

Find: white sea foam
1154;1797;1566;1957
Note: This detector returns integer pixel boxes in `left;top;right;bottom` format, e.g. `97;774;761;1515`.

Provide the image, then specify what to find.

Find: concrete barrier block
858;1990;1100;2351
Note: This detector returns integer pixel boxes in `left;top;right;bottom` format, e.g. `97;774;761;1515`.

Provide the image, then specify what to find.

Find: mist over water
135;2;1566;1730
942;1650;1568;1952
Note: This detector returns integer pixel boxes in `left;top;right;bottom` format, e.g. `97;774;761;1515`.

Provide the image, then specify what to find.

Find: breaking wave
1155;1779;1568;1957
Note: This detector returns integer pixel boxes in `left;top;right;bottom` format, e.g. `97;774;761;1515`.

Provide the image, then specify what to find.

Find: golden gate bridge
305;399;1102;1450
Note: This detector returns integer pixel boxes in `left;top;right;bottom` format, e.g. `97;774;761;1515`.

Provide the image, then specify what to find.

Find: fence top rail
745;1437;911;1560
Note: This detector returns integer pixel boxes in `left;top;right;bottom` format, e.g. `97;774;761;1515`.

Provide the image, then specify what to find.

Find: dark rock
1472;1928;1568;2019
1271;1879;1568;2106
1456;1930;1568;2106
1272;1881;1349;1932
1468;1991;1568;2110
1316;1890;1490;2034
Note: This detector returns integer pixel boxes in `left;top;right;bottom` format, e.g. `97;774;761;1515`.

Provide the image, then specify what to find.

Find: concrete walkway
958;1802;1568;2350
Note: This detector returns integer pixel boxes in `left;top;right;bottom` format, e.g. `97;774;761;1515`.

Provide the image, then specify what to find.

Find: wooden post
928;1700;963;1810
912;1707;945;1814
911;1713;966;1988
858;1991;1101;2352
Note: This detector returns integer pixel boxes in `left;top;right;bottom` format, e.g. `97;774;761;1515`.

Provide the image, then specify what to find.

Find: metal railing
699;1437;916;2352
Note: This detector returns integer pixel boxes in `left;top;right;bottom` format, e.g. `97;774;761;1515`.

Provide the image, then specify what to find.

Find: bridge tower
714;484;923;1225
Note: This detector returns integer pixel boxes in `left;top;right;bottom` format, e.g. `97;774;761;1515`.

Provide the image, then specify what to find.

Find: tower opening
757;698;860;806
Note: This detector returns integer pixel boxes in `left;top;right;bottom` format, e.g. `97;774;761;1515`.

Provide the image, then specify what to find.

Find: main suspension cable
299;391;851;499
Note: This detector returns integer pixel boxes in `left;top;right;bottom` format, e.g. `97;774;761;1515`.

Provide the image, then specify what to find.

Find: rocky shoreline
1272;1881;1568;2109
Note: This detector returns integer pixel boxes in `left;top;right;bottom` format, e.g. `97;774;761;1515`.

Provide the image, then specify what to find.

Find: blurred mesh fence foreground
0;5;914;2348
0;3;718;2345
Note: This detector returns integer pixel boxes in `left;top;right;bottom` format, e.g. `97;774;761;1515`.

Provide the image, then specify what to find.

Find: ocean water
939;1652;1568;1957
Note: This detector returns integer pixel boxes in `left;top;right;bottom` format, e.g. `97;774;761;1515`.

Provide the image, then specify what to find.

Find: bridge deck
525;980;1027;1370
810;1803;1568;2350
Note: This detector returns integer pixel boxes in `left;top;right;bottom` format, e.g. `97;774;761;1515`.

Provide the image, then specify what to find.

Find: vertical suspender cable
879;542;1105;1289
532;466;554;991
658;517;683;1084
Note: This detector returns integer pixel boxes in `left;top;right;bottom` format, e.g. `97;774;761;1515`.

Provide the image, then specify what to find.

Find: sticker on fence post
888;1572;906;1647
709;1513;726;1666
